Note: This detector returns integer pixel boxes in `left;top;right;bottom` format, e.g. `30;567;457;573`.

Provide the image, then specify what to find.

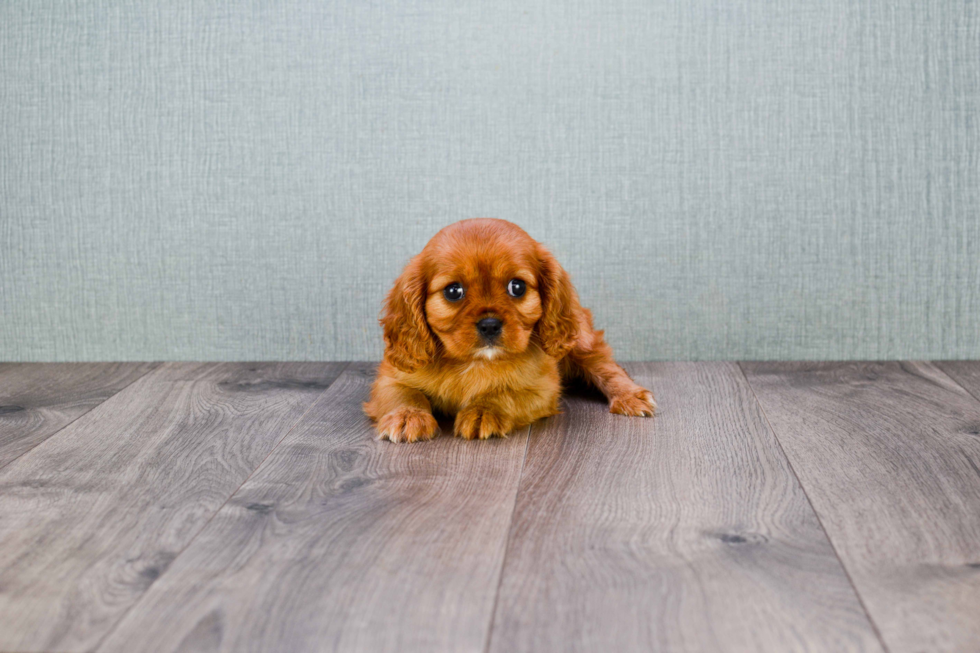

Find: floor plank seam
86;362;351;653
736;362;893;653
0;362;162;474
934;362;980;405
481;424;533;653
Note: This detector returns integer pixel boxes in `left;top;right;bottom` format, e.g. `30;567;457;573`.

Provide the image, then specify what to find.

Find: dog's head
380;219;580;372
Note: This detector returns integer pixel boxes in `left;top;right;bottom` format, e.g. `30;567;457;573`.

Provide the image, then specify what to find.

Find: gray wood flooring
0;363;159;469
0;361;978;652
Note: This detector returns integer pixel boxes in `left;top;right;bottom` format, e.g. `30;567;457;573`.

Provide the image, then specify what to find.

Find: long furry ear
535;243;581;359
380;255;436;372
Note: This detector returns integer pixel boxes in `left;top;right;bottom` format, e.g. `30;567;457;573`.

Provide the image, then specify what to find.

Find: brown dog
364;218;655;442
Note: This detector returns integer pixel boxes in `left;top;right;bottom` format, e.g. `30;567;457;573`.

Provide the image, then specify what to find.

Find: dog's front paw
454;404;513;440
609;387;656;417
377;408;439;443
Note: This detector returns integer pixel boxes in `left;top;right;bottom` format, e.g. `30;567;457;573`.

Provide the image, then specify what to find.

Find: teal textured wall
2;1;978;361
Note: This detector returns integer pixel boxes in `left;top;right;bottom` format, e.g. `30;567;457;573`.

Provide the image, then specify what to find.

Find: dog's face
380;219;580;371
423;233;542;361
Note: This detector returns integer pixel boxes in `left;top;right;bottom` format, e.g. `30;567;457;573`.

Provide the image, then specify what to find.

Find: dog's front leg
453;394;519;440
364;371;439;443
454;381;561;440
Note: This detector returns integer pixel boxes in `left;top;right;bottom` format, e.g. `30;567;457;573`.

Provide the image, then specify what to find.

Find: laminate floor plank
0;361;346;653
936;361;980;403
0;362;159;469
742;361;980;653
488;362;882;653
97;364;530;653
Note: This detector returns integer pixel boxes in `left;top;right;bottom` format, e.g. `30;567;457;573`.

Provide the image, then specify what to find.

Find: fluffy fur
364;218;656;442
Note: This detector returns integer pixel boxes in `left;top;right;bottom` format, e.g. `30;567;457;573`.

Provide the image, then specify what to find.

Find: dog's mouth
473;346;501;361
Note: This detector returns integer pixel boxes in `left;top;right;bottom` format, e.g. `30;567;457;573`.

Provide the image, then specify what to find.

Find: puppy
364;218;655;442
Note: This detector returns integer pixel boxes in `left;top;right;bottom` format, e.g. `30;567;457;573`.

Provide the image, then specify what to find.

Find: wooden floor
1;362;979;652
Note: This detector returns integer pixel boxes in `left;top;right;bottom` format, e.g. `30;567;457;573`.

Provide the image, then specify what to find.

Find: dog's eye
443;283;465;302
507;279;526;298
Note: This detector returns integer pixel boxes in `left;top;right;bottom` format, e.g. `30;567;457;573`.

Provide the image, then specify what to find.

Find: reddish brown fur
364;218;655;442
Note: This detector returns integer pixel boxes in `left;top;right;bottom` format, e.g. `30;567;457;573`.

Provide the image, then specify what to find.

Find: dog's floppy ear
535;243;580;359
380;254;437;372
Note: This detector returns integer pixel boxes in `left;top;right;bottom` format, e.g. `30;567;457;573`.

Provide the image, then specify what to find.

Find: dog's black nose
477;317;503;341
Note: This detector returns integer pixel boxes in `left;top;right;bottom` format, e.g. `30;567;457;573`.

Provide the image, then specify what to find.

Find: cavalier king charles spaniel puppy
364;218;655;442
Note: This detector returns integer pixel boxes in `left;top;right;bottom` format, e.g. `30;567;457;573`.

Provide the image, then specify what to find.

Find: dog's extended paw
609;388;656;417
454;404;513;440
377;408;439;443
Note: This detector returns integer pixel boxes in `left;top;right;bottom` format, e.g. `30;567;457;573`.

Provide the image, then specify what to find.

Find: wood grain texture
0;362;345;653
742;361;980;653
489;362;882;653
937;361;980;403
0;362;159;468
97;364;530;653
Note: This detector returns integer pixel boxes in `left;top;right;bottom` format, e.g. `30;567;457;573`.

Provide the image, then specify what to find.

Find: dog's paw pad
610;388;656;417
377;408;439;443
454;405;512;440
